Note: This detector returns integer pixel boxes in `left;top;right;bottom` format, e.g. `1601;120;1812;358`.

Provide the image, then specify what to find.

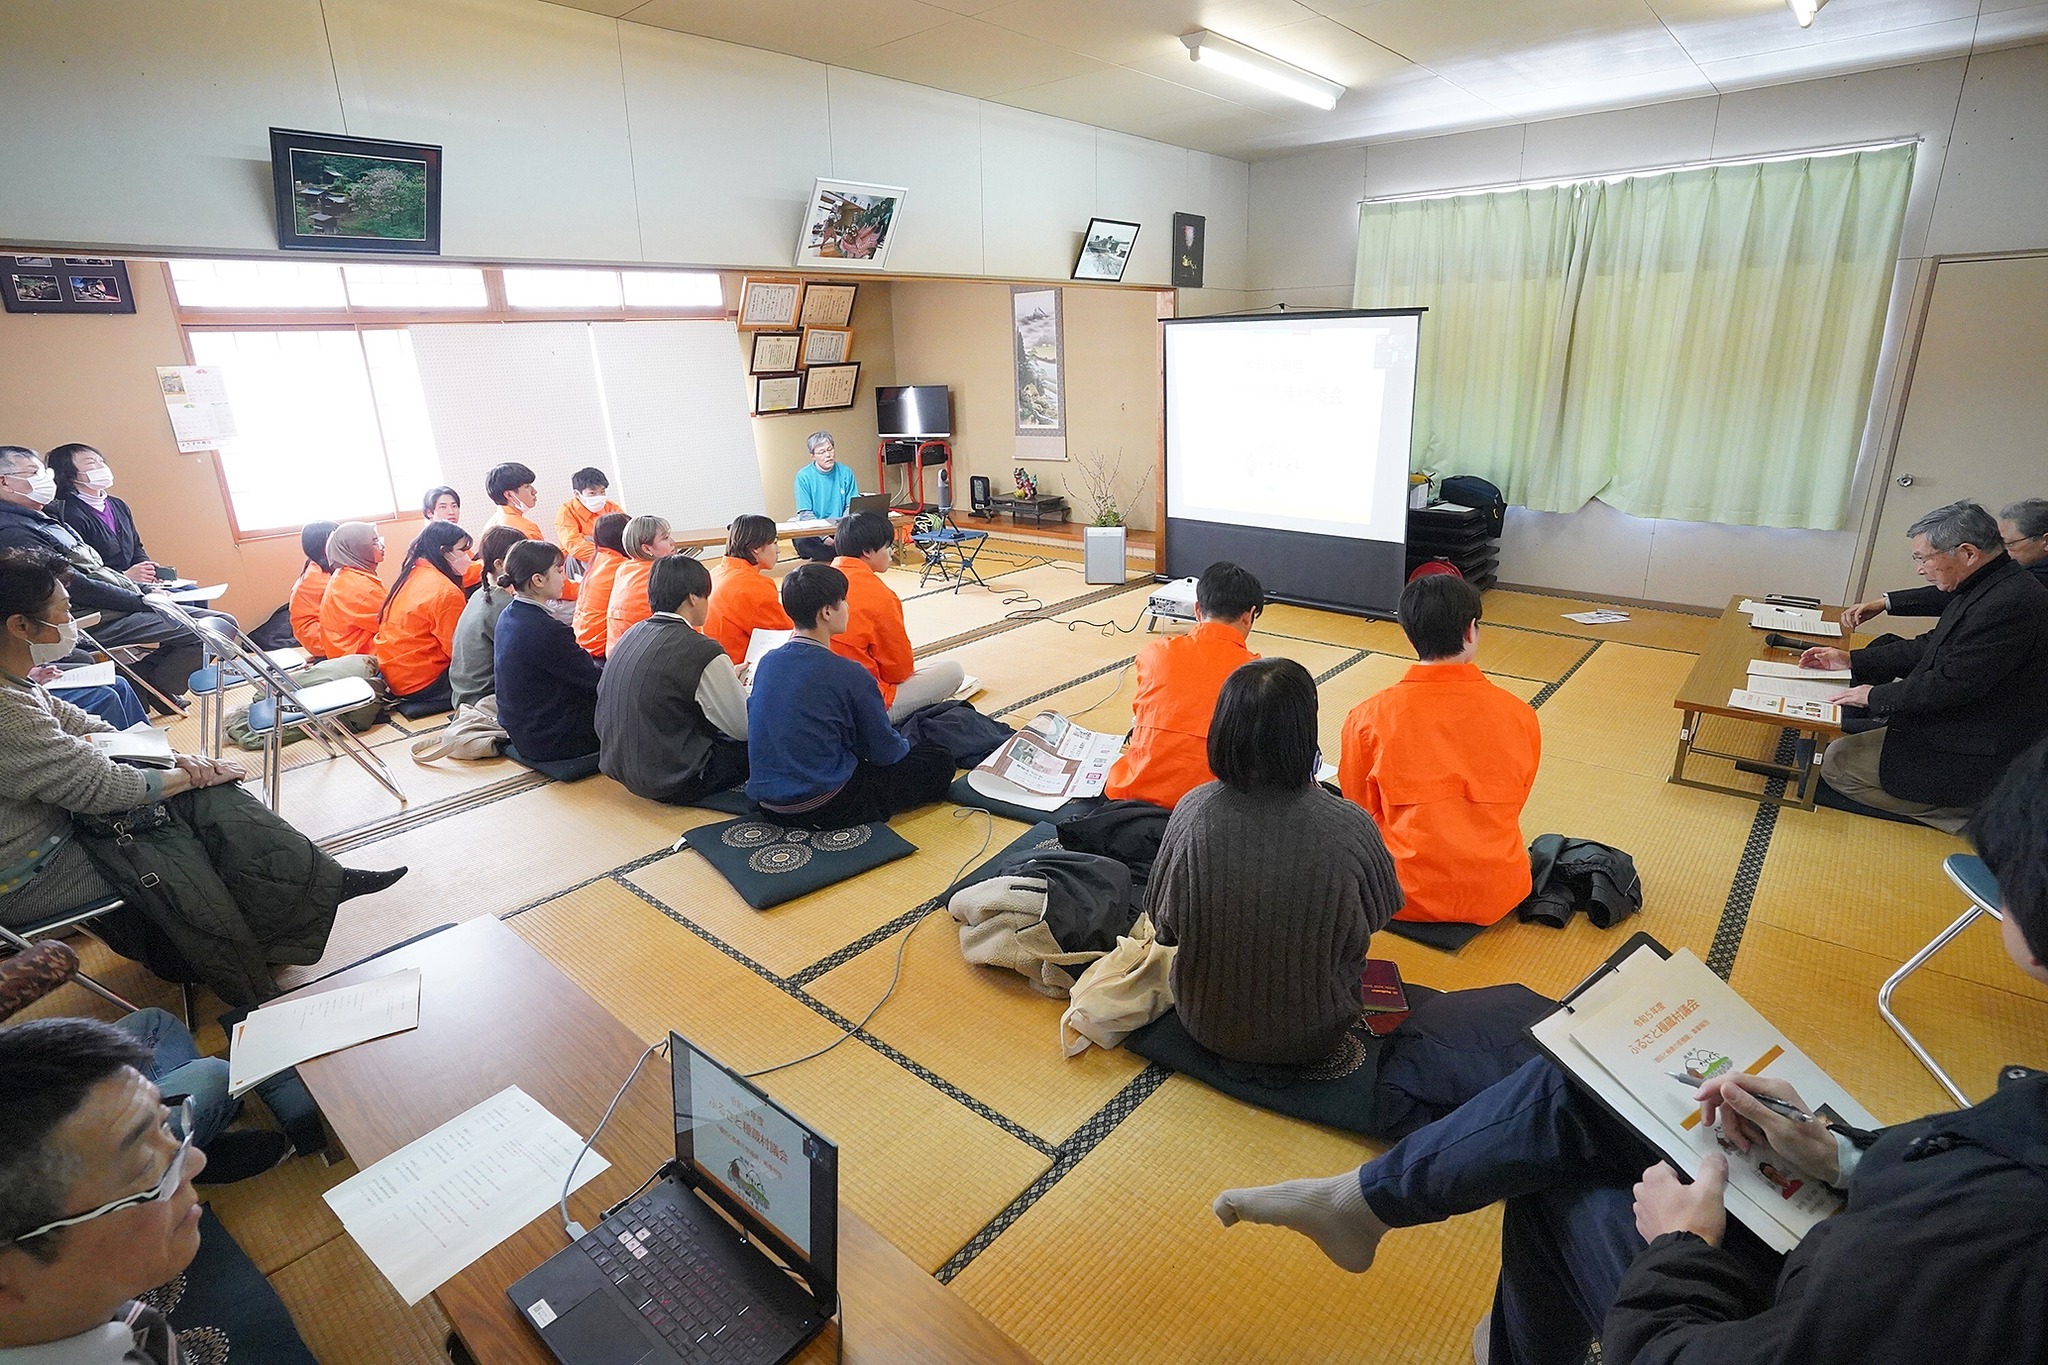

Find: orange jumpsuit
484;505;575;598
289;563;332;658
1339;661;1541;925
830;557;914;707
574;549;629;657
605;559;656;656
703;557;793;665
555;497;624;564
318;566;386;659
1102;621;1258;810
374;564;466;697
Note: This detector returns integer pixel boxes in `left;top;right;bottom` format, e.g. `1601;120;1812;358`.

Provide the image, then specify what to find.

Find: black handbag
72;800;177;840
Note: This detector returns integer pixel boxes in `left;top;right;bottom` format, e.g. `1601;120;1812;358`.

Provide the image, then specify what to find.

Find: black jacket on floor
1603;1066;2048;1365
1851;554;2048;806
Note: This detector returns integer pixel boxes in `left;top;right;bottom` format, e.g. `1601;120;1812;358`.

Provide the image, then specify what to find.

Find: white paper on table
1728;689;1840;725
164;583;229;603
1562;610;1630;624
1742;674;1845;706
775;518;832;534
1747;661;1850;682
1749;605;1842;637
47;661;118;690
325;1086;610;1306
227;968;423;1097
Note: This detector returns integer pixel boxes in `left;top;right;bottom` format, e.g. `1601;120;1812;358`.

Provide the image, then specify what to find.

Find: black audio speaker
969;475;992;516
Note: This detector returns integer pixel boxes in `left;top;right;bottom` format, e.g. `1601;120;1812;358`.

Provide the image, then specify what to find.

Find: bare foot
1212;1171;1389;1273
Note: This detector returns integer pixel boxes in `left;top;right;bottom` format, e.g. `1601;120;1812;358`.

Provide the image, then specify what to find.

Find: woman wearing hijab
43;443;155;582
289;520;339;658
373;521;473;717
317;523;386;658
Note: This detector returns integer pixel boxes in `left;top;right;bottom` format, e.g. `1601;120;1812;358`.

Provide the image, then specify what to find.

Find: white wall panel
1247;145;1369;292
325;0;641;262
826;70;986;276
1362;125;1526;200
0;0;339;253
1926;43;2048;255
621;27;832;269
1094;132;1186;288
1518;97;1717;182
590;321;765;527
1496;503;1654;602
979;106;1099;281
1641;521;1858;609
1186;152;1250;294
409;322;614;508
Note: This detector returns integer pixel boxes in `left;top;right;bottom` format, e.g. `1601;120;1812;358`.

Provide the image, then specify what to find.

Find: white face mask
23;468;58;505
83;465;115;490
27;618;78;666
578;492;609;512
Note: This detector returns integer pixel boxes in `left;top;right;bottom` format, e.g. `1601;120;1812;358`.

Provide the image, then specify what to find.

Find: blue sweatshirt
494;598;603;761
746;636;907;809
793;462;861;521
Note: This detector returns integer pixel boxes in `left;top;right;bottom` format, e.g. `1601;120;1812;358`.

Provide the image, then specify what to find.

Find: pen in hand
1668;1071;1827;1127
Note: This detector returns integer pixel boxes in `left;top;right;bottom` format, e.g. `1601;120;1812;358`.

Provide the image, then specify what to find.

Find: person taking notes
703;514;792;666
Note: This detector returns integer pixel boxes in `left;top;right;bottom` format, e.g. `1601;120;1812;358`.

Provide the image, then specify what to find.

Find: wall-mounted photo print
269;127;442;254
1;257;135;314
796;180;907;271
1072;218;1140;283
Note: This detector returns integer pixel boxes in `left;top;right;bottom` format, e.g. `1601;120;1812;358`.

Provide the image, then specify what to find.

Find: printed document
970;709;1122;810
47;661;117;690
326;1086;609;1305
228;968;423;1097
1747;660;1850;682
1728;689;1840;725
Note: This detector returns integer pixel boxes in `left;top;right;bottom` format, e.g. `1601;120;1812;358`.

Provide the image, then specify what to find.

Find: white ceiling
555;0;2048;160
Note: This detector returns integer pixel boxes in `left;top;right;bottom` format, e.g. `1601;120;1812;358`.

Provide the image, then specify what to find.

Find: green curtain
1355;144;1914;529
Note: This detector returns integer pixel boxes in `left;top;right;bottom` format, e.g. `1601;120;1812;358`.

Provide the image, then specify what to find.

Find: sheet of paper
89;728;175;767
1748;605;1842;637
743;628;794;672
164;583;229;603
951;674;983;702
1728;689;1840;725
156;365;237;453
47;661;117;690
969;709;1123;810
227;969;423;1097
1747;660;1850;681
325;1086;610;1306
1742;674;1844;705
775;518;833;534
1562;610;1630;624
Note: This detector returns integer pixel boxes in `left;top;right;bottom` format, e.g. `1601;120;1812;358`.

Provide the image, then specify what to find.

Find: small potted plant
1066;448;1150;584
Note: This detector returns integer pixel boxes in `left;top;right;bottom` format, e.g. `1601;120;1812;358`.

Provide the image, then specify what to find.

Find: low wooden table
987;495;1068;527
669;511;911;552
1669;595;1858;810
289;917;1034;1365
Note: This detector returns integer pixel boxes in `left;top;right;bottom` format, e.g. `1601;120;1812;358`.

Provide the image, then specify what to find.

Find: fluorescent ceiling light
1181;31;1345;111
1787;0;1828;26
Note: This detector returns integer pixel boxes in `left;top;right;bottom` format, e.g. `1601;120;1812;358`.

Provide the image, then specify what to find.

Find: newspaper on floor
969;709;1122;811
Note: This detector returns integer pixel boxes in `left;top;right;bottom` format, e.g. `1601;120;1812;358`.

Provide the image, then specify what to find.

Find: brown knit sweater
1147;780;1401;1066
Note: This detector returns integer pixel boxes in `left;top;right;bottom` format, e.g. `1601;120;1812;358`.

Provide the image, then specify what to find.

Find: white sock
1212;1170;1390;1273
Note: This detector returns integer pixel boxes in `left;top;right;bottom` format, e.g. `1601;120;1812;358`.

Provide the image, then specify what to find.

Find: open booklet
1529;935;1880;1254
969;709;1122;811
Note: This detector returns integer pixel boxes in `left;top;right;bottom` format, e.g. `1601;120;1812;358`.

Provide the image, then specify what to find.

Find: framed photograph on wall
799;281;857;327
1;257;136;314
754;374;803;415
737;275;804;329
269;127;442;254
1072;217;1141;283
749;331;802;374
799;326;852;367
800;362;860;412
1172;212;1206;288
795;179;907;272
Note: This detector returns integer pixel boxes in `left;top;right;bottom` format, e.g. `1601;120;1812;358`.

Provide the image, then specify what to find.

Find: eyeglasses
1909;548;1954;565
4;1096;195;1246
2005;534;2040;550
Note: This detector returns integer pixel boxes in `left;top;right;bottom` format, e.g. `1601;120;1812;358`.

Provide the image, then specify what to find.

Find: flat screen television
874;385;952;439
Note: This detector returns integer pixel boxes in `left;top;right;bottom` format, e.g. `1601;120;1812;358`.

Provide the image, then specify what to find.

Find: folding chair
909;510;990;592
0;895;192;1022
188;647;310;760
1877;853;2005;1106
73;621;189;720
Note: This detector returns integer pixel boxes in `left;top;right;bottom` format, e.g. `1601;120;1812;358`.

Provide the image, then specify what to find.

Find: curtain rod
1359;136;1921;206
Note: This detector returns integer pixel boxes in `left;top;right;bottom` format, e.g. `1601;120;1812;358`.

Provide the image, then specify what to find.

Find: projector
1147;577;1199;626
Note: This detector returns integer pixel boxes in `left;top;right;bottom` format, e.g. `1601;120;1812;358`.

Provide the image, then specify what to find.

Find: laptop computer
510;1033;839;1365
847;492;892;516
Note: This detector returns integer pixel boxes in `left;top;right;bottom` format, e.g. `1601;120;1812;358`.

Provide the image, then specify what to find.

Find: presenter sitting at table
1340;574;1541;926
570;512;630;658
1210;734;2048;1365
1103;561;1264;810
792;430;860;562
703;514;792;666
746;563;952;828
495;541;602;766
832;511;963;721
1803;501;2048;833
553;466;624;568
1841;498;2048;629
603;515;673;656
597;554;750;805
317;522;386;659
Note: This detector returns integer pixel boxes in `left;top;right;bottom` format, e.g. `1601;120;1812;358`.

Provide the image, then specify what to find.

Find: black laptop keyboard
579;1197;790;1363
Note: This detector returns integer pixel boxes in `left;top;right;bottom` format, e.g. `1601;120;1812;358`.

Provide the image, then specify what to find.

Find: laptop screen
670;1034;837;1297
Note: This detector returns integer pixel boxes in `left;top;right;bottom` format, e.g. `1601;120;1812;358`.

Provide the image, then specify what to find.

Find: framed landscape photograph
799;281;857;327
749;331;802;374
1072;217;1141;283
799;326;852;367
2;257;136;314
795;179;907;272
800;361;860;412
754;374;803;415
269;128;441;254
737;275;804;329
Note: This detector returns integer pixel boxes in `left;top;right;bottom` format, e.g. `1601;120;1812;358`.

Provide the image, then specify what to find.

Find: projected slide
1165;312;1419;546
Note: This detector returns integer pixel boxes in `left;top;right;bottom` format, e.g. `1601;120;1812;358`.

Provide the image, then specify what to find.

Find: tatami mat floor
24;547;2045;1365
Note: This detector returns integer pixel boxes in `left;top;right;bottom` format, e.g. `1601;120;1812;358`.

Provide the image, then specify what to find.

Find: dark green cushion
682;817;916;910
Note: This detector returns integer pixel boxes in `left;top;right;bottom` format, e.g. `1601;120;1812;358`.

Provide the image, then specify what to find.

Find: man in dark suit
1840;497;2048;629
1803;500;2048;831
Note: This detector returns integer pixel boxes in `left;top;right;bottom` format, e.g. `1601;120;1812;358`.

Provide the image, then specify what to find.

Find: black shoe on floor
195;1130;295;1185
339;865;409;902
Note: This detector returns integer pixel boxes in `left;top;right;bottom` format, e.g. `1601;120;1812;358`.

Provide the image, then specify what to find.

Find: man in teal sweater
791;431;861;562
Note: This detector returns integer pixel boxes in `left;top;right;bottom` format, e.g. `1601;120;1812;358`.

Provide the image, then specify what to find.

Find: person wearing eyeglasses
1840;498;2048;630
1799;500;2048;832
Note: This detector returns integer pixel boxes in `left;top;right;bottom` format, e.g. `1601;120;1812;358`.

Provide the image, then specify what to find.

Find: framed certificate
749;331;801;374
799;362;859;412
753;374;803;414
737;275;804;329
799;281;857;327
799;326;852;367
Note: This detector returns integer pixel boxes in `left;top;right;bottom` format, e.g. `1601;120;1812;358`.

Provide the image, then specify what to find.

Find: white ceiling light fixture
1181;30;1346;111
1786;0;1829;27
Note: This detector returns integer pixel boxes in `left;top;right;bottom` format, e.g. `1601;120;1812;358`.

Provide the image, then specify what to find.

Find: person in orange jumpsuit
554;466;625;567
830;511;962;720
1103;561;1264;809
317;522;387;659
572;512;631;657
1339;574;1541;926
483;462;544;541
605;515;674;656
703;514;792;666
288;519;337;658
373;521;474;718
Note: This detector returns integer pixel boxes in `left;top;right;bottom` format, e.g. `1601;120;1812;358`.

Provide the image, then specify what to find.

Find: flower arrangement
1066;448;1151;528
